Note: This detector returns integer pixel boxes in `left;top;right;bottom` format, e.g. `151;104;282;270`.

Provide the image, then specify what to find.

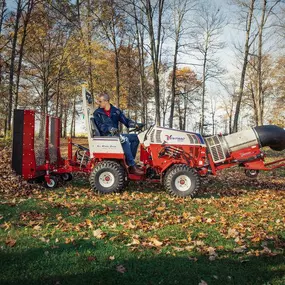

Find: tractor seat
90;118;101;137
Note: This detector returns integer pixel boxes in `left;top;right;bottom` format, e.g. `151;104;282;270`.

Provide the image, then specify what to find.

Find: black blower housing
254;125;285;151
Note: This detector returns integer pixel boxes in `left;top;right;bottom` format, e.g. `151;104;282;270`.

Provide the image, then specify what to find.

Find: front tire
44;176;59;189
89;161;125;194
164;164;200;198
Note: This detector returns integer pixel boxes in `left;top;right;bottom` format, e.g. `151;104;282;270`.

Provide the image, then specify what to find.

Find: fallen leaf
126;238;140;246
172;246;184;252
156;206;165;211
6;238;16;247
87;256;96;262
233;245;247;253
149;237;163;247
92;229;106;239
33;225;41;231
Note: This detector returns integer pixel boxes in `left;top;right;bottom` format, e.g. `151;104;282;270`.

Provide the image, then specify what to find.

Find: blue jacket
93;105;136;136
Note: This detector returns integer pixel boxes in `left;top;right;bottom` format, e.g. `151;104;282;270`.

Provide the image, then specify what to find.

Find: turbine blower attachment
205;125;285;164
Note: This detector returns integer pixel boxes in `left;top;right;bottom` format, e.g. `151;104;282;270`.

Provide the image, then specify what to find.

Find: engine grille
205;135;227;163
150;129;156;143
156;130;162;143
187;134;199;144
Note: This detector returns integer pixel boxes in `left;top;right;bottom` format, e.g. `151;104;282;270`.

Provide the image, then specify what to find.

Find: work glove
135;123;145;130
109;127;118;136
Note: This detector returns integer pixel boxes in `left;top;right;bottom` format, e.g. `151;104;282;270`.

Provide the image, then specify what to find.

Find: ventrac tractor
12;87;285;197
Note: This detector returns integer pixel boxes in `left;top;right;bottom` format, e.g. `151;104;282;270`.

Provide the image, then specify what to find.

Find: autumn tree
95;0;127;108
168;67;201;130
0;0;35;136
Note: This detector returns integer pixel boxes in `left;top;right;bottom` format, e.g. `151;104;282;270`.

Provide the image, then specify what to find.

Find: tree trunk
133;2;146;123
55;80;60;117
70;98;76;137
169;35;179;128
15;0;34;109
183;96;187;130
87;0;94;99
0;0;6;86
200;49;207;135
145;0;164;126
7;0;22;133
256;0;266;126
59;99;63;137
212;113;215;135
63;106;68;138
178;97;182;130
0;0;5;35
114;47;120;107
233;0;255;132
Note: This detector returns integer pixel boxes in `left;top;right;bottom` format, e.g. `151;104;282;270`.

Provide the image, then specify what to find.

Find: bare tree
220;77;239;134
132;0;147;123
168;0;195;128
255;0;281;125
192;0;226;135
232;0;256;132
144;0;165;125
7;0;23;134
15;0;35;109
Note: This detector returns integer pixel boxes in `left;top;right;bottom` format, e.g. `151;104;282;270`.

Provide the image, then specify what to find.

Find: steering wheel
129;123;145;133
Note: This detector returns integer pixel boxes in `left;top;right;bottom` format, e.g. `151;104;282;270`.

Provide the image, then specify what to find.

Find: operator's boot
129;165;144;175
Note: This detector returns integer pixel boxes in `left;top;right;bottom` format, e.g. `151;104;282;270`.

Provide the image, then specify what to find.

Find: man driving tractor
93;93;144;176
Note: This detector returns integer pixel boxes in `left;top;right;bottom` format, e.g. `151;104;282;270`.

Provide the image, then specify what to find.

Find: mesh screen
49;117;58;164
34;113;46;166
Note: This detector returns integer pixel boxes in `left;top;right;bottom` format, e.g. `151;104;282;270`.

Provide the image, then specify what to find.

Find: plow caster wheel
164;164;200;198
61;173;73;182
89;160;125;194
245;169;259;178
44;176;59;189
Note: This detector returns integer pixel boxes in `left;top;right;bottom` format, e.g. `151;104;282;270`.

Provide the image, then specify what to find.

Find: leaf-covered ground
0;140;284;285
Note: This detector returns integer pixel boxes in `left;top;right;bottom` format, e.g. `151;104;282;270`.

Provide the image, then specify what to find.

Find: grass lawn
0;142;284;285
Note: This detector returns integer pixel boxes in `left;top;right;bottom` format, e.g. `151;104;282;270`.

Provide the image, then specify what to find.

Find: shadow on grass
0;241;284;285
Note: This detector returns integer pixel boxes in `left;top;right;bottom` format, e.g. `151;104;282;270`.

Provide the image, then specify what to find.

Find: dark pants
121;134;139;166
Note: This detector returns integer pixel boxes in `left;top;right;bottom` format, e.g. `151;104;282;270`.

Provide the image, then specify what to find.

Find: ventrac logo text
165;135;185;141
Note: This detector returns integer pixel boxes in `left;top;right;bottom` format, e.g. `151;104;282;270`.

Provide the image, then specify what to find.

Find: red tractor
12;87;285;197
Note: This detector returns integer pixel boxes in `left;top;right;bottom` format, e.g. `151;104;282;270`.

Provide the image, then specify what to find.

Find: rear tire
89;161;125;194
61;173;73;182
245;169;259;178
164;164;200;198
